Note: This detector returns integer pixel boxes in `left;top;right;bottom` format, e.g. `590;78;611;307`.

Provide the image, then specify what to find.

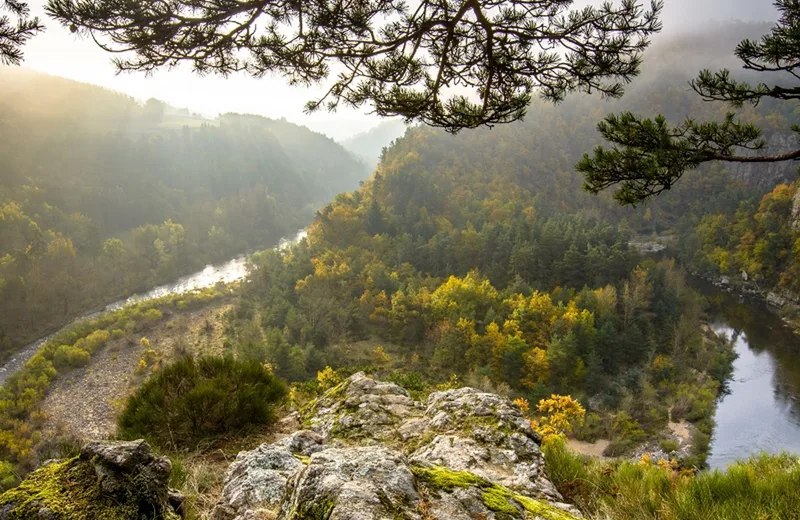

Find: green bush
660;439;680;453
52;345;91;369
0;461;18;491
118;356;287;450
142;308;164;323
73;330;110;354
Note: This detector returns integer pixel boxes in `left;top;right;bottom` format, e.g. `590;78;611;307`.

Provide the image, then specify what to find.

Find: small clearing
668;420;692;446
567;438;610;458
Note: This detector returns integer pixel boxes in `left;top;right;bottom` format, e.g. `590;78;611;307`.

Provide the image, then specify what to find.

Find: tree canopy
36;0;660;132
579;0;800;205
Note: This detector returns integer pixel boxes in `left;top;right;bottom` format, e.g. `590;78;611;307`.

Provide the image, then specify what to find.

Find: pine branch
44;0;664;132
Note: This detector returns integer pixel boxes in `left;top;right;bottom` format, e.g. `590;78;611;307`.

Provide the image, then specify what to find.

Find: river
694;279;800;469
0;230;307;386
3;236;799;468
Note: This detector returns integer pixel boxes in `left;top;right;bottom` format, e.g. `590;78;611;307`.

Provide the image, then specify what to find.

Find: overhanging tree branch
43;0;662;132
0;0;44;65
579;0;800;206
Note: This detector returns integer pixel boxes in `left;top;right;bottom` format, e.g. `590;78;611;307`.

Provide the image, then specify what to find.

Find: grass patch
544;437;800;520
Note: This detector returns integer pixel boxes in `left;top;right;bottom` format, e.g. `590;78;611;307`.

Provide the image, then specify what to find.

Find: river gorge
0;230;307;386
1;237;799;470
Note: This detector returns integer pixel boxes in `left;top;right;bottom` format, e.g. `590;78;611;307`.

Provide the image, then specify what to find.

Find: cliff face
727;133;798;190
212;372;579;520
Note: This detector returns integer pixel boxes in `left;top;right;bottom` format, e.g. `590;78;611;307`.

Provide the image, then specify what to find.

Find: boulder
0;440;182;520
212;431;323;520
281;446;418;520
302;371;422;443
213;373;580;520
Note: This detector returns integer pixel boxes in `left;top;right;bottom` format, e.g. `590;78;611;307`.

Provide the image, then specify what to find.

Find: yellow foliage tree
530;394;586;443
372;345;390;365
317;366;343;391
521;347;549;391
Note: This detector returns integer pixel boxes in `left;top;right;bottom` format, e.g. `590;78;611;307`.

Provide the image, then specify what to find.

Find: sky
19;0;780;140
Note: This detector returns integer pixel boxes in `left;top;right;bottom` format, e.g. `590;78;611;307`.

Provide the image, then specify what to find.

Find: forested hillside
0;68;368;361
682;182;800;295
213;24;800;466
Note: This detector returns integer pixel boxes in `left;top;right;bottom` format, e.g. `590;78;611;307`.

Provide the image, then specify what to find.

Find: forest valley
0;69;368;362
2;20;800;520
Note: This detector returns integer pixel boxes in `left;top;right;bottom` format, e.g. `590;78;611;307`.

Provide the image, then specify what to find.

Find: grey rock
212;373;580;520
82;439;175;509
767;291;789;308
794;184;800;230
212;431;322;520
0;439;181;519
281;446;419;520
303;371;422;443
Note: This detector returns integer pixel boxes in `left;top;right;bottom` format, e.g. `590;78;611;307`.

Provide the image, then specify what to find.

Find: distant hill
220;113;369;200
0;68;370;359
341;119;409;169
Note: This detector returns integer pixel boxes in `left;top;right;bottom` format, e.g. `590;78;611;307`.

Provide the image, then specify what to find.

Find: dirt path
668;420;692;445
42;303;232;440
567;438;610;458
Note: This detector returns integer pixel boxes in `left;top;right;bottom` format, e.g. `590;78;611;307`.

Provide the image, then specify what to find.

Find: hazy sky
20;0;779;140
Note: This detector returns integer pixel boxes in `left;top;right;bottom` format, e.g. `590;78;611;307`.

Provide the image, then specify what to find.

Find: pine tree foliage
579;0;800;205
0;1;43;64
45;0;661;131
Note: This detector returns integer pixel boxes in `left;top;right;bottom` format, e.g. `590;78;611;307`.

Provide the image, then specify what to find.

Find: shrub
660;439;680;453
388;370;426;394
52;345;91;369
110;329;125;340
73;330;110;354
0;461;18;491
142;308;164;323
118;356;287;450
316;366;343;391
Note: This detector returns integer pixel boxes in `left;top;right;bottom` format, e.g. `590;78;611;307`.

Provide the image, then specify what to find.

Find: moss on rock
412;465;578;520
0;458;179;520
0;440;181;520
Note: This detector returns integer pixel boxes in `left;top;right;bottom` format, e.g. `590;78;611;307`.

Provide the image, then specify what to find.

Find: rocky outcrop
213;372;579;520
0;440;183;519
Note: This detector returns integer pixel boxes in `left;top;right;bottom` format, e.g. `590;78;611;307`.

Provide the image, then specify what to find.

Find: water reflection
698;280;800;469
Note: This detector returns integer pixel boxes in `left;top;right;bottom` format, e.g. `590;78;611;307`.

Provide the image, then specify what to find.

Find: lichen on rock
214;373;581;520
301;371;422;444
0;440;181;520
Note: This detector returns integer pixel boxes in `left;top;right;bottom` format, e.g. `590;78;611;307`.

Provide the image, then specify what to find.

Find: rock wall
727;132;798;190
212;372;580;520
